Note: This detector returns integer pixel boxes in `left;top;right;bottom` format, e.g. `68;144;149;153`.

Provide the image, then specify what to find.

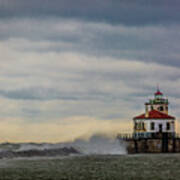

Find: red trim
155;90;163;96
133;110;175;120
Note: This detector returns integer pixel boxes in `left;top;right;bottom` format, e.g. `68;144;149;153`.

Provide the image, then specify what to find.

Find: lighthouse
133;89;176;139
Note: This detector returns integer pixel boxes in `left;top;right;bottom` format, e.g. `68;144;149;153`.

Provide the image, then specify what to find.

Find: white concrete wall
135;119;175;133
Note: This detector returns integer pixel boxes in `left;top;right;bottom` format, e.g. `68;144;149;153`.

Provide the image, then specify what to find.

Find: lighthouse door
159;124;162;133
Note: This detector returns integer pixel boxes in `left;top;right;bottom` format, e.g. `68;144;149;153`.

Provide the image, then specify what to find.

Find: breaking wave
0;134;126;158
64;134;127;155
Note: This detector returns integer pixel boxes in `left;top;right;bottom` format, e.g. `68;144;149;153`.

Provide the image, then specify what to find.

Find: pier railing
117;133;134;140
117;133;180;140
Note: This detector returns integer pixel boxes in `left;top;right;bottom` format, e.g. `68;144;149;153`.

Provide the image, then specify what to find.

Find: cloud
0;8;179;142
0;48;179;121
1;18;180;67
0;0;180;25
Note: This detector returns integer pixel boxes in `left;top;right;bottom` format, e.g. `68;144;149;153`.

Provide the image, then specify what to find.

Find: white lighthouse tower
133;89;176;138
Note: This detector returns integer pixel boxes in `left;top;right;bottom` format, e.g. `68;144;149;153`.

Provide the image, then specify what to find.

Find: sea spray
66;134;127;155
0;134;127;158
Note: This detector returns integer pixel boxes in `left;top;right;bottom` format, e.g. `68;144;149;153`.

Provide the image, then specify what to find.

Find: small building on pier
133;89;176;138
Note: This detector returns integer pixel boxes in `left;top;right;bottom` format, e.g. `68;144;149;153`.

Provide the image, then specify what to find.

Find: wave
63;134;127;155
0;134;126;158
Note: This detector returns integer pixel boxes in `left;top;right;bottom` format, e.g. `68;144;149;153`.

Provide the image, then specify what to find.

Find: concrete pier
117;133;180;154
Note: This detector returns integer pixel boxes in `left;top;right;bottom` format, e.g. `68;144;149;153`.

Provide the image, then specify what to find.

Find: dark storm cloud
0;87;114;101
0;0;180;25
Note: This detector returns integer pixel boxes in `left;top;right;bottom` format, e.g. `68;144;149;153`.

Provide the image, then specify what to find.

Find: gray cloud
0;1;180;141
0;87;114;101
0;0;180;25
0;46;179;120
0;18;180;68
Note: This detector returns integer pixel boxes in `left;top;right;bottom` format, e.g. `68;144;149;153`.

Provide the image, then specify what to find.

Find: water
64;134;127;155
0;134;127;158
0;154;179;180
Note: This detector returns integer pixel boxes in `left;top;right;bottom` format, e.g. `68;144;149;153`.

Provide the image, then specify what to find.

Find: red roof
133;110;175;120
155;90;163;96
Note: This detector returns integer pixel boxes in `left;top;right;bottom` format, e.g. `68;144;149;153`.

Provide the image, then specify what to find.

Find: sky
0;0;180;142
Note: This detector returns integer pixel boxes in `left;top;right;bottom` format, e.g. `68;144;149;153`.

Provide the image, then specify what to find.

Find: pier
117;133;180;153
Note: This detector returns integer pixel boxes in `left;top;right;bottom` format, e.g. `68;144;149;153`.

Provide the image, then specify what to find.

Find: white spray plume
63;134;127;155
0;134;127;155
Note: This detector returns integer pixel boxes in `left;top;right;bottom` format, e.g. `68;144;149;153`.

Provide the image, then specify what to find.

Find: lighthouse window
166;122;170;130
142;122;145;130
151;122;155;130
158;106;164;111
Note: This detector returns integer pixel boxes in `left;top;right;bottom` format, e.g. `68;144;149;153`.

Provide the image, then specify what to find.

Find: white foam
64;134;127;155
0;134;127;155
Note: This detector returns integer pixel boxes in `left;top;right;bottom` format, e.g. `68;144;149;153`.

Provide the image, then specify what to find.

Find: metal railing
117;133;180;140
